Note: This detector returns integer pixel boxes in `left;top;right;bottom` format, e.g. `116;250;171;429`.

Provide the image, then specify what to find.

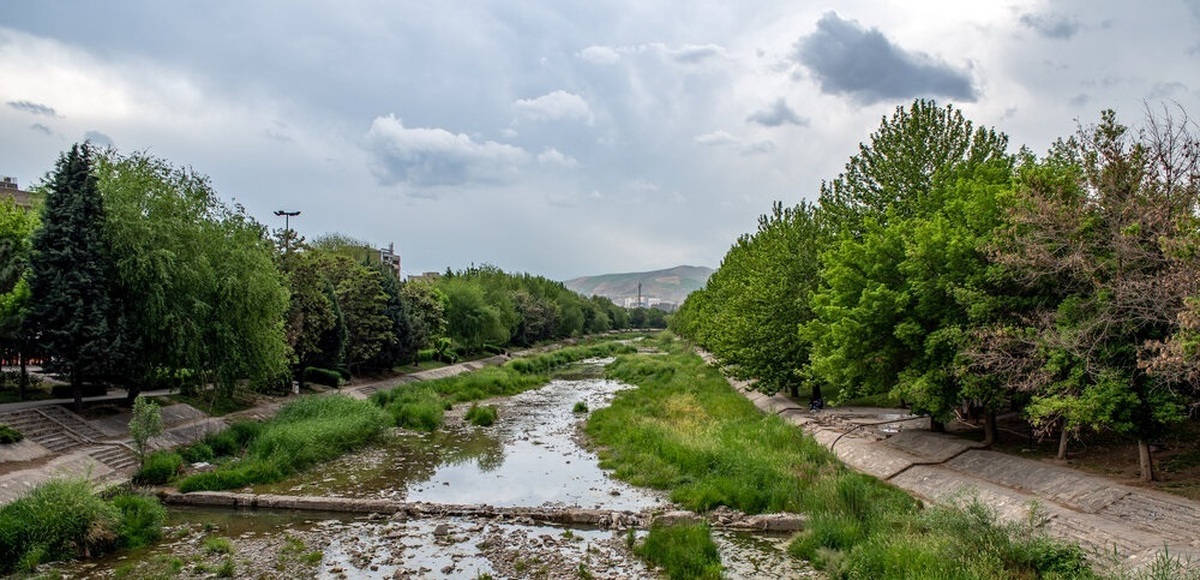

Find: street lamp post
274;210;301;256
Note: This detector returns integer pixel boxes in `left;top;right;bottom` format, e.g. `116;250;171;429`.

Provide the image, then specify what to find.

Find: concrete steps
0;409;89;453
86;445;138;472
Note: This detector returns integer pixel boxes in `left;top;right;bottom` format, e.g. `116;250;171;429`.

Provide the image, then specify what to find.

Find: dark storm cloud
795;12;977;104
84;130;115;148
7;100;58;117
746;98;809;127
1019;13;1082;40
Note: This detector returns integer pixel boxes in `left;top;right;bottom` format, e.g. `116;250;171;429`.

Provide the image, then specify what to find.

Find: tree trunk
1057;426;1070;461
930;419;946;433
72;375;83;413
810;383;823;402
788;382;799;398
981;408;998;447
18;351;28;400
1137;438;1155;483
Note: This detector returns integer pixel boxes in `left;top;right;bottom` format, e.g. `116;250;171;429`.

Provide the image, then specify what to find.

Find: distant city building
1;177;33;209
407;271;442;283
378;242;401;280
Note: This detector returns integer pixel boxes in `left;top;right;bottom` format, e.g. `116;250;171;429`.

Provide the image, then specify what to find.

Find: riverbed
46;365;815;578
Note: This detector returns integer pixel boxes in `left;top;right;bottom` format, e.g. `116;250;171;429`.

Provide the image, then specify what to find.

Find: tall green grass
370;341;637;430
589;340;1095;579
0;480;167;573
177;395;389;492
635;523;722;580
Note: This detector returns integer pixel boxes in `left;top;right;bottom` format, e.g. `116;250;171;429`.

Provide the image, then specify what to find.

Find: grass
589;338;1097;579
176;395;390;492
573;401;589;413
0;479;169;574
634;523;722;580
133;450;183;485
370;340;637;432
465;404;498;426
0;423;23;444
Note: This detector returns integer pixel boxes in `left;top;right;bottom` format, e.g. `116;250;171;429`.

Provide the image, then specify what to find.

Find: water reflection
254;377;664;511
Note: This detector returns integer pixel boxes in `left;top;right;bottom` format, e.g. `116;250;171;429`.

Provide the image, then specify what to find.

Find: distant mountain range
563;265;713;306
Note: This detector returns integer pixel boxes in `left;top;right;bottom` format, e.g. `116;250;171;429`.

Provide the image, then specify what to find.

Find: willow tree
97;149;289;399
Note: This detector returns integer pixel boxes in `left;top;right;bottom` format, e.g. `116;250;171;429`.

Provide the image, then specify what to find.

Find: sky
2;1;1199;281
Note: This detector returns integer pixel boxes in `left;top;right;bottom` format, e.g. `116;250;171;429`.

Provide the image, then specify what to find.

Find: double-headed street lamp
274;210;301;256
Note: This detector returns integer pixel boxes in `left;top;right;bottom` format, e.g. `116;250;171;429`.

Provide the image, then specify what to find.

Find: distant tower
637;281;642;308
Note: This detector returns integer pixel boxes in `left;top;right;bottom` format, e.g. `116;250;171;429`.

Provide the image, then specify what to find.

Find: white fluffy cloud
512;90;594;124
365;115;529;189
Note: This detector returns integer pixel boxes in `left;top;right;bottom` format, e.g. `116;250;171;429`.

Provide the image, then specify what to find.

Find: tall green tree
806;100;1013;431
982;109;1200;481
315;254;392;370
97;150;289;398
682;201;827;397
0;198;37;397
25;143;113;411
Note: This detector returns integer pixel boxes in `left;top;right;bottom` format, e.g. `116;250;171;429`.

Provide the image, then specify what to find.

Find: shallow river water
48;367;816;579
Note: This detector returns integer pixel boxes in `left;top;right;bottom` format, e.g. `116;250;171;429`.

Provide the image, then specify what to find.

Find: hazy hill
563;265;713;306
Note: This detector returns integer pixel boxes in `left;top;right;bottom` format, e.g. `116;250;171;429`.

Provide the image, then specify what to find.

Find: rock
652;511;704;527
433;524;450;537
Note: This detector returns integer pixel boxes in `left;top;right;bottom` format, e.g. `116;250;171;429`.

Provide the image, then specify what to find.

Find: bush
111;493;167;549
0;478;120;573
572;401;589;414
303;367;342;388
465;404;498;427
0;424;23;444
134;451;183;485
635;523;722;580
179;442;215;463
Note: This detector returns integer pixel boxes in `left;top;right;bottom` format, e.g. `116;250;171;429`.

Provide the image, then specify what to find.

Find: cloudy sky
3;1;1199;280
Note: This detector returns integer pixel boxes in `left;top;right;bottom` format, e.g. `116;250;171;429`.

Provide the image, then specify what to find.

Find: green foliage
572;401;589;414
0;423;23;444
95;148;289;398
129;395;164;466
634;523;722;580
25;143;114;408
0;478;120;573
179;442;214;463
303;366;343;387
372;385;446;431
133;451;183;485
110;492;167;549
203;536;234;554
176;395;389;492
465;404;498;427
597;346;1091;578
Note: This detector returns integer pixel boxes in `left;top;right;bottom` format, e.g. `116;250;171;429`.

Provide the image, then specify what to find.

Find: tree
401;281;446;353
0;197;36;397
982;108;1200;481
282;251;342;383
96;150;289;399
25;143;113;411
128;395;163;467
366;262;418;369
315;254;392;370
805;101;1013;432
819;99;1009;231
680;201;827;397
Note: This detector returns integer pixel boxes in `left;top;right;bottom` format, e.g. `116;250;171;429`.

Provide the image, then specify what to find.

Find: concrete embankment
705;351;1200;569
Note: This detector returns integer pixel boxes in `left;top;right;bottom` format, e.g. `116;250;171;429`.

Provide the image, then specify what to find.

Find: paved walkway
717;363;1200;569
